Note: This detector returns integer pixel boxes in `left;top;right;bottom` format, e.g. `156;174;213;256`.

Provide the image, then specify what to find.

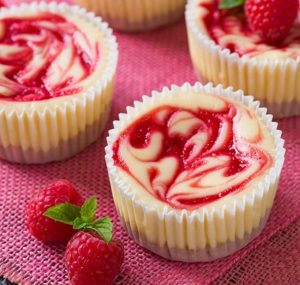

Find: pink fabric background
0;1;299;284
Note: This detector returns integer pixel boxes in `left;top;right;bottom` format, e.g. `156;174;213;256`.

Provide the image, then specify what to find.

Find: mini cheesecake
0;2;118;163
74;0;186;32
105;83;285;262
186;0;300;117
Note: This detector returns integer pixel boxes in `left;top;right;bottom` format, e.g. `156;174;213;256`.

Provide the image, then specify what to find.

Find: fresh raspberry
37;192;124;285
26;180;84;242
65;231;124;285
245;0;299;43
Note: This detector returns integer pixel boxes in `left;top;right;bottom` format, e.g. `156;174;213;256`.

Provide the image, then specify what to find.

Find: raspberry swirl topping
0;13;100;101
200;0;300;59
113;95;274;210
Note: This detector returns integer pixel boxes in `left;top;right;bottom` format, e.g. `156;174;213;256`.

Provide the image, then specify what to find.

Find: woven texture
0;1;300;284
212;218;300;285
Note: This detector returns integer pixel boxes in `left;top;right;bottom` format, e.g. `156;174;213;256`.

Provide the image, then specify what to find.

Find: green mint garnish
89;217;113;244
219;0;245;9
44;203;81;226
80;196;97;223
44;196;113;243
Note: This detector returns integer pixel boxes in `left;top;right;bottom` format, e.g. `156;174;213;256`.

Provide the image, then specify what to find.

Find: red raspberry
245;0;299;43
65;231;124;285
26;180;84;242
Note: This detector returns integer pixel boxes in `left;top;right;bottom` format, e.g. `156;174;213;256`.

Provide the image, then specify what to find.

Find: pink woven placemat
0;1;300;284
212;218;300;284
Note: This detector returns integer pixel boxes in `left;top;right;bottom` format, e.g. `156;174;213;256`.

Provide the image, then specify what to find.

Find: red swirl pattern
201;0;300;58
0;13;100;101
113;103;274;210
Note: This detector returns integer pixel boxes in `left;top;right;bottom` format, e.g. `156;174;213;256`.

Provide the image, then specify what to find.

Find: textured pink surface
212;219;300;284
0;1;300;285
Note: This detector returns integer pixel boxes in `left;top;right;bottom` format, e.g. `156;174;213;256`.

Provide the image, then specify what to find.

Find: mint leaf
90;217;113;243
73;217;88;230
44;203;81;225
81;196;97;222
219;0;244;9
44;196;114;243
93;217;113;231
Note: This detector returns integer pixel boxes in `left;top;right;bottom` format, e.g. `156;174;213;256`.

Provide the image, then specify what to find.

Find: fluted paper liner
105;83;285;262
0;2;118;164
186;0;300;118
74;0;186;32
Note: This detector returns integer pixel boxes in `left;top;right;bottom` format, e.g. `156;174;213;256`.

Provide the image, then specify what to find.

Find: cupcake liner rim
0;1;118;113
105;82;286;220
185;0;300;65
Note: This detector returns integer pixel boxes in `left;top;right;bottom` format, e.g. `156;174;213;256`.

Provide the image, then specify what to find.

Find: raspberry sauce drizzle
0;13;100;101
113;102;274;210
200;0;300;58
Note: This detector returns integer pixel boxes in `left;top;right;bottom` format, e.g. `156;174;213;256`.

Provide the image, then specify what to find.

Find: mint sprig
80;196;97;223
219;0;245;9
89;217;113;244
44;196;113;243
44;203;81;226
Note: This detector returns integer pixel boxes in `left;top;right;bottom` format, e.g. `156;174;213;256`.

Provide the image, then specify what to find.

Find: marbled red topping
113;103;273;210
200;0;300;57
0;13;100;102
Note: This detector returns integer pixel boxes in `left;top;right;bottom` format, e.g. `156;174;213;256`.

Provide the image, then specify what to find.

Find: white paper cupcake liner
0;2;118;164
121;209;270;262
74;0;186;32
186;0;300;118
105;82;285;262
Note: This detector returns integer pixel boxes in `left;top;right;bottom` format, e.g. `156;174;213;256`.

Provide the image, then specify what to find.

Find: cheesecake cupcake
105;83;285;262
74;0;186;32
186;0;300;117
0;2;118;164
